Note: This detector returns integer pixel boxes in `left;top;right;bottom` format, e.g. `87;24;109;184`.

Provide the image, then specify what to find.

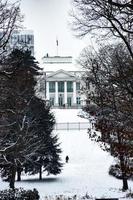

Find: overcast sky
19;0;90;63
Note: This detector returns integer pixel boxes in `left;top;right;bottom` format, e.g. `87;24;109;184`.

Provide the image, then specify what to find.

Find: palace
41;55;85;108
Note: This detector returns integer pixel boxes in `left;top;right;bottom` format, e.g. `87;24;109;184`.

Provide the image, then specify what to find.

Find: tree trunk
17;167;22;181
9;166;16;189
119;154;128;191
39;165;42;180
122;176;128;191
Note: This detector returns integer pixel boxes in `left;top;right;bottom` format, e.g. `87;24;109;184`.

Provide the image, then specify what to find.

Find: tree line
71;0;133;191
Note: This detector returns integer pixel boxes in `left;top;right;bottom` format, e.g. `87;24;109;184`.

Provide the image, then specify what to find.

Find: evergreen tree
24;97;62;180
0;49;40;188
0;49;62;188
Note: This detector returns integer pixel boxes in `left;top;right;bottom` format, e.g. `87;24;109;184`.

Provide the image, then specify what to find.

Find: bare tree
71;0;133;58
79;43;133;191
0;0;22;57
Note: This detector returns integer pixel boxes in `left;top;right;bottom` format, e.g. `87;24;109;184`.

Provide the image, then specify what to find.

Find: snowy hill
0;109;132;199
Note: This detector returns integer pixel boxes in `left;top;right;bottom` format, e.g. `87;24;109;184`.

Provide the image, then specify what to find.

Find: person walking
65;155;69;163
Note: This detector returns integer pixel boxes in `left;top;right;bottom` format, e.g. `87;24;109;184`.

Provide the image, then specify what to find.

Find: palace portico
41;55;85;108
46;70;81;107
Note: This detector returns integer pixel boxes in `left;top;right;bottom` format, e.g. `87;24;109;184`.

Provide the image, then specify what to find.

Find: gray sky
20;0;89;63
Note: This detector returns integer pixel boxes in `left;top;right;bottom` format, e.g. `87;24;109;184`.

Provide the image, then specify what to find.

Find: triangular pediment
46;69;75;79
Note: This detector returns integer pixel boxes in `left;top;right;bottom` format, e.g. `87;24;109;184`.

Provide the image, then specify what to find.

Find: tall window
58;81;64;92
67;97;72;107
76;97;81;105
27;35;34;44
49;81;55;92
67;81;73;92
76;82;80;90
50;97;54;106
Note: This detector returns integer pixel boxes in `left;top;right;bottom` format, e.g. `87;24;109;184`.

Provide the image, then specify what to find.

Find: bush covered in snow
126;190;133;198
0;188;40;200
109;164;122;179
109;164;133;180
43;194;93;200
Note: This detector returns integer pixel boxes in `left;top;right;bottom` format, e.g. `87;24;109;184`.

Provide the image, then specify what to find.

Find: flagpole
56;38;58;56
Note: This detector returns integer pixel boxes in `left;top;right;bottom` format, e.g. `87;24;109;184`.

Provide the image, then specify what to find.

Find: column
73;81;76;106
64;81;67;106
46;81;49;100
55;81;58;106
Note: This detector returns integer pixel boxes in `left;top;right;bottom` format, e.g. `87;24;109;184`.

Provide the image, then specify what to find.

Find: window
17;35;21;43
76;97;81;105
27;35;34;44
58;95;63;106
76;82;80;90
67;97;72;107
50;97;54;106
21;35;25;43
58;81;64;92
86;80;90;89
67;81;73;92
49;81;55;92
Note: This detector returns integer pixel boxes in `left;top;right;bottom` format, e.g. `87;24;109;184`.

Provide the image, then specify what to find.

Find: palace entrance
58;96;63;107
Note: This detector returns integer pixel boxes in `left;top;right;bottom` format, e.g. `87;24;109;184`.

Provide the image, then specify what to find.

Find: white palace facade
41;55;85;108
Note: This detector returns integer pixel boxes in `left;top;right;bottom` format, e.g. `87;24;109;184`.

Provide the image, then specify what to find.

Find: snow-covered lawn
0;109;133;199
52;109;89;123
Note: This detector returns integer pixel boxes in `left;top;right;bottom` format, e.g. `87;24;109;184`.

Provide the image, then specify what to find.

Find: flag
56;39;58;46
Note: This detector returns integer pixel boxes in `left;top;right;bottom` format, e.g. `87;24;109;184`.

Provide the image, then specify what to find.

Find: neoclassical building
41;55;85;108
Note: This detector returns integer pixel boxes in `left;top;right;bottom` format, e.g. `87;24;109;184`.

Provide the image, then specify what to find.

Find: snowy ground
0;109;133;199
52;109;89;123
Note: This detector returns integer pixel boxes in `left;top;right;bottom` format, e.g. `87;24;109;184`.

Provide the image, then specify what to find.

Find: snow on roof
41;56;83;72
43;63;81;72
43;56;72;64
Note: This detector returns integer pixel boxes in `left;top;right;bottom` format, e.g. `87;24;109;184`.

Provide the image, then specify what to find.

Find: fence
95;199;118;200
54;122;89;131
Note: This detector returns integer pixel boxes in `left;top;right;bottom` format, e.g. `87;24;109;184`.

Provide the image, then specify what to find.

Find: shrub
109;164;133;180
109;164;122;179
0;188;40;200
126;190;133;198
